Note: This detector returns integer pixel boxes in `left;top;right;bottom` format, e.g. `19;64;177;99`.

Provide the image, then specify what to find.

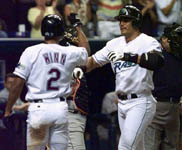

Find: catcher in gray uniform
60;17;90;150
67;76;90;150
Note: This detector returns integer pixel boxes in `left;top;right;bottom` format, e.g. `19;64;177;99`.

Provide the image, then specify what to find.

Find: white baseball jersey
93;33;162;94
14;43;88;100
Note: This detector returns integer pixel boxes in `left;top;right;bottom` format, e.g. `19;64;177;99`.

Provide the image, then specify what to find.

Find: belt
156;97;180;103
68;109;85;116
117;93;138;100
29;97;65;103
67;96;86;116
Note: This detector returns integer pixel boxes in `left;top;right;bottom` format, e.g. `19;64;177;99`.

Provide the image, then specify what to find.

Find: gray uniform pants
68;111;86;150
144;101;180;150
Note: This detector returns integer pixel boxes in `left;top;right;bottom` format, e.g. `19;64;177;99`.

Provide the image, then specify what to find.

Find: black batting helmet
163;23;182;59
114;5;142;28
41;14;65;38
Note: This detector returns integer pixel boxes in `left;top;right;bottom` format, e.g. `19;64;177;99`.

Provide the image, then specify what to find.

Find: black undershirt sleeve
139;50;165;71
123;50;165;71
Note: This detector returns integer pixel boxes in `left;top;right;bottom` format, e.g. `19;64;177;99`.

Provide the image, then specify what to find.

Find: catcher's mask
41;14;65;38
163;23;182;59
114;5;142;28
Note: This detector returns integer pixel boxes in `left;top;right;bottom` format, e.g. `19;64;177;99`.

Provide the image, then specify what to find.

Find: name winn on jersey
43;52;67;65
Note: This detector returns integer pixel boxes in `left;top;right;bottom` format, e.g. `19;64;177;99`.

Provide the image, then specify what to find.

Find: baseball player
74;5;164;150
3;14;89;150
66;76;90;150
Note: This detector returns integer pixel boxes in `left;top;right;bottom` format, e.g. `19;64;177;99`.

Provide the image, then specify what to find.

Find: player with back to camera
3;14;90;150
73;5;165;150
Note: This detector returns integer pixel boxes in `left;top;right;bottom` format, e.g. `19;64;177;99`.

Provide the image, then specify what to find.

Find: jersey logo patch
113;61;136;73
16;63;26;70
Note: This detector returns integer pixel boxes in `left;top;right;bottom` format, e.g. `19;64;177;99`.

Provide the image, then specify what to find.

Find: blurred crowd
0;0;182;39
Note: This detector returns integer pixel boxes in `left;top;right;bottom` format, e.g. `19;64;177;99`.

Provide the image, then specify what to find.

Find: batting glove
107;51;124;63
72;67;84;79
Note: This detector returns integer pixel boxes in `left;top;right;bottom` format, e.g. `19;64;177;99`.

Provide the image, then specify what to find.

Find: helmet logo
121;8;129;16
45;32;54;36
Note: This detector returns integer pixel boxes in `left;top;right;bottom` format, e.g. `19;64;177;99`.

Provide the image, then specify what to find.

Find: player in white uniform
74;5;164;150
3;14;89;150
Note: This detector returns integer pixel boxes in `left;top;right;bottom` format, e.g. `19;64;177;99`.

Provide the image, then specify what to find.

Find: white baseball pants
118;94;156;150
26;101;68;150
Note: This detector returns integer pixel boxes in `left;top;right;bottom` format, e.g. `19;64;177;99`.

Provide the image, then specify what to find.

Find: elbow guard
139;51;164;71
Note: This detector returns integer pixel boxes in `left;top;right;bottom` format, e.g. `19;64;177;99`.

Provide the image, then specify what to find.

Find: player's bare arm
108;50;164;71
75;56;100;76
4;76;25;117
85;56;101;72
76;26;91;55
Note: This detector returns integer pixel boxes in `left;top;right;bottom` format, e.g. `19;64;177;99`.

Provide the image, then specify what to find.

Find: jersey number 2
47;68;60;91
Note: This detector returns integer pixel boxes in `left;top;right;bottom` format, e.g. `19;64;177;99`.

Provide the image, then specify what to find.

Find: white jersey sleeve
14;47;34;80
92;47;109;66
69;46;88;66
92;38;123;66
144;37;162;53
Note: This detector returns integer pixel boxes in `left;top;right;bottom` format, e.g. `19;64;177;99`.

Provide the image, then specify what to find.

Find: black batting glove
108;51;138;63
123;53;138;63
68;13;82;27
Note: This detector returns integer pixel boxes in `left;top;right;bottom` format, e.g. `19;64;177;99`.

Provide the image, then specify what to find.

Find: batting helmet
163;23;182;59
114;5;142;28
41;14;65;38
